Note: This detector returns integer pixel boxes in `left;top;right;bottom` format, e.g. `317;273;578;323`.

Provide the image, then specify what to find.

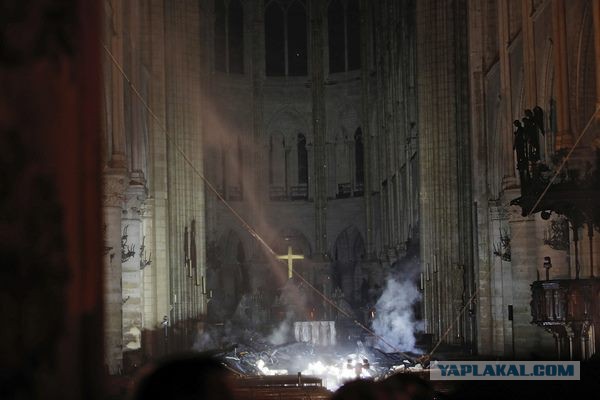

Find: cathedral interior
2;0;600;399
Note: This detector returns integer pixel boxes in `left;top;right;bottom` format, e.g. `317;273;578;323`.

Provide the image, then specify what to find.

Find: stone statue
452;264;465;303
513;120;529;184
523;111;540;162
513;120;527;166
532;106;545;135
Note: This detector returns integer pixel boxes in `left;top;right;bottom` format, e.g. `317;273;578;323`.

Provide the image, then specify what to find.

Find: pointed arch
214;0;244;73
327;0;361;73
328;0;345;73
265;1;285;76
297;133;308;185
214;229;250;315
575;4;596;138
218;229;248;265
214;0;227;71
267;107;311;199
332;225;366;304
269;132;286;199
333;225;365;263
288;0;308;76
228;0;244;73
275;227;312;258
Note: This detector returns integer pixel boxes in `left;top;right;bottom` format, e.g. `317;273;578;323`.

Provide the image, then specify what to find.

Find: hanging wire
102;44;417;361
104;40;599;364
425;106;600;360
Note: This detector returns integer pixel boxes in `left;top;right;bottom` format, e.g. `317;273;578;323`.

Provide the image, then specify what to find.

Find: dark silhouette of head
380;372;434;400
331;379;385;400
131;353;235;400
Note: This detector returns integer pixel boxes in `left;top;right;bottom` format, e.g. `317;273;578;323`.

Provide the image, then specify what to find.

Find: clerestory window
265;0;308;77
328;0;360;73
215;0;244;74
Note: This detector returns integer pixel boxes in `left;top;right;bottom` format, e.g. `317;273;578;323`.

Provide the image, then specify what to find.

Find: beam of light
102;42;416;361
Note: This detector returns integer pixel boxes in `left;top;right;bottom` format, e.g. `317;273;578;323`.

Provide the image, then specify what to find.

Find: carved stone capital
103;169;127;208
123;179;147;219
140;197;154;219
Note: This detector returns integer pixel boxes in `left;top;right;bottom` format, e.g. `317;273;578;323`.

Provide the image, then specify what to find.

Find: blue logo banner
430;361;580;380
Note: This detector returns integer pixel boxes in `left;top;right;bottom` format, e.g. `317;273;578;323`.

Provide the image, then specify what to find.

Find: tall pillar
522;0;537;108
140;197;158;356
122;184;146;358
551;0;573;148
251;0;267;237
310;0;328;257
359;0;374;256
147;0;170;341
592;0;600;109
108;0;127;168
417;0;472;345
498;0;516;184
163;0;206;350
103;171;127;374
507;201;554;357
468;0;493;354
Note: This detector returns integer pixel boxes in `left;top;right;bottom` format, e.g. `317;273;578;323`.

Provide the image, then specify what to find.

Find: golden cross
277;246;304;279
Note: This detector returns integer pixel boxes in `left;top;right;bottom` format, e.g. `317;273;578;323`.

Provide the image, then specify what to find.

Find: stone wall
101;0;208;372
468;0;600;357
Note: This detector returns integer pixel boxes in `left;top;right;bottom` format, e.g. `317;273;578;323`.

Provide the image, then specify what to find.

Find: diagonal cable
102;44;417;361
426;106;599;359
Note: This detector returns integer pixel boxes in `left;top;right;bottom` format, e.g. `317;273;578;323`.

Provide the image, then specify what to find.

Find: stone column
140;198;156;347
122;183;146;355
147;0;170;341
522;0;537;108
251;0;267;238
507;199;554;357
310;0;328;257
592;0;600;108
108;0;127;169
163;0;206;350
498;0;517;185
551;0;573;148
103;170;127;374
468;0;493;354
417;0;472;345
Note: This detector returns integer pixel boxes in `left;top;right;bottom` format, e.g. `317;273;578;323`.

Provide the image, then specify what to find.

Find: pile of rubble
211;339;427;391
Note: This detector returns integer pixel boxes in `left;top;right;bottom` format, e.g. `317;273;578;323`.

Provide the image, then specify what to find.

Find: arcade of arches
2;0;600;398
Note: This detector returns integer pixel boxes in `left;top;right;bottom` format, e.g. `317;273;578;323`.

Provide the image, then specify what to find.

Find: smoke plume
267;314;292;345
372;264;423;353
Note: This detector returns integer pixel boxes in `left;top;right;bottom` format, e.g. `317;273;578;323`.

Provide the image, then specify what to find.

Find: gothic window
328;0;361;73
228;0;244;73
214;0;244;74
269;136;274;184
297;133;308;184
269;134;286;199
265;2;285;75
287;2;308;76
221;136;244;201
328;0;345;73
265;0;308;77
354;128;364;194
346;0;360;70
215;0;226;71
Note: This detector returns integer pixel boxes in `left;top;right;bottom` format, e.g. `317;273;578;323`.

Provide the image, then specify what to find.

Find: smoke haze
372;263;423;353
